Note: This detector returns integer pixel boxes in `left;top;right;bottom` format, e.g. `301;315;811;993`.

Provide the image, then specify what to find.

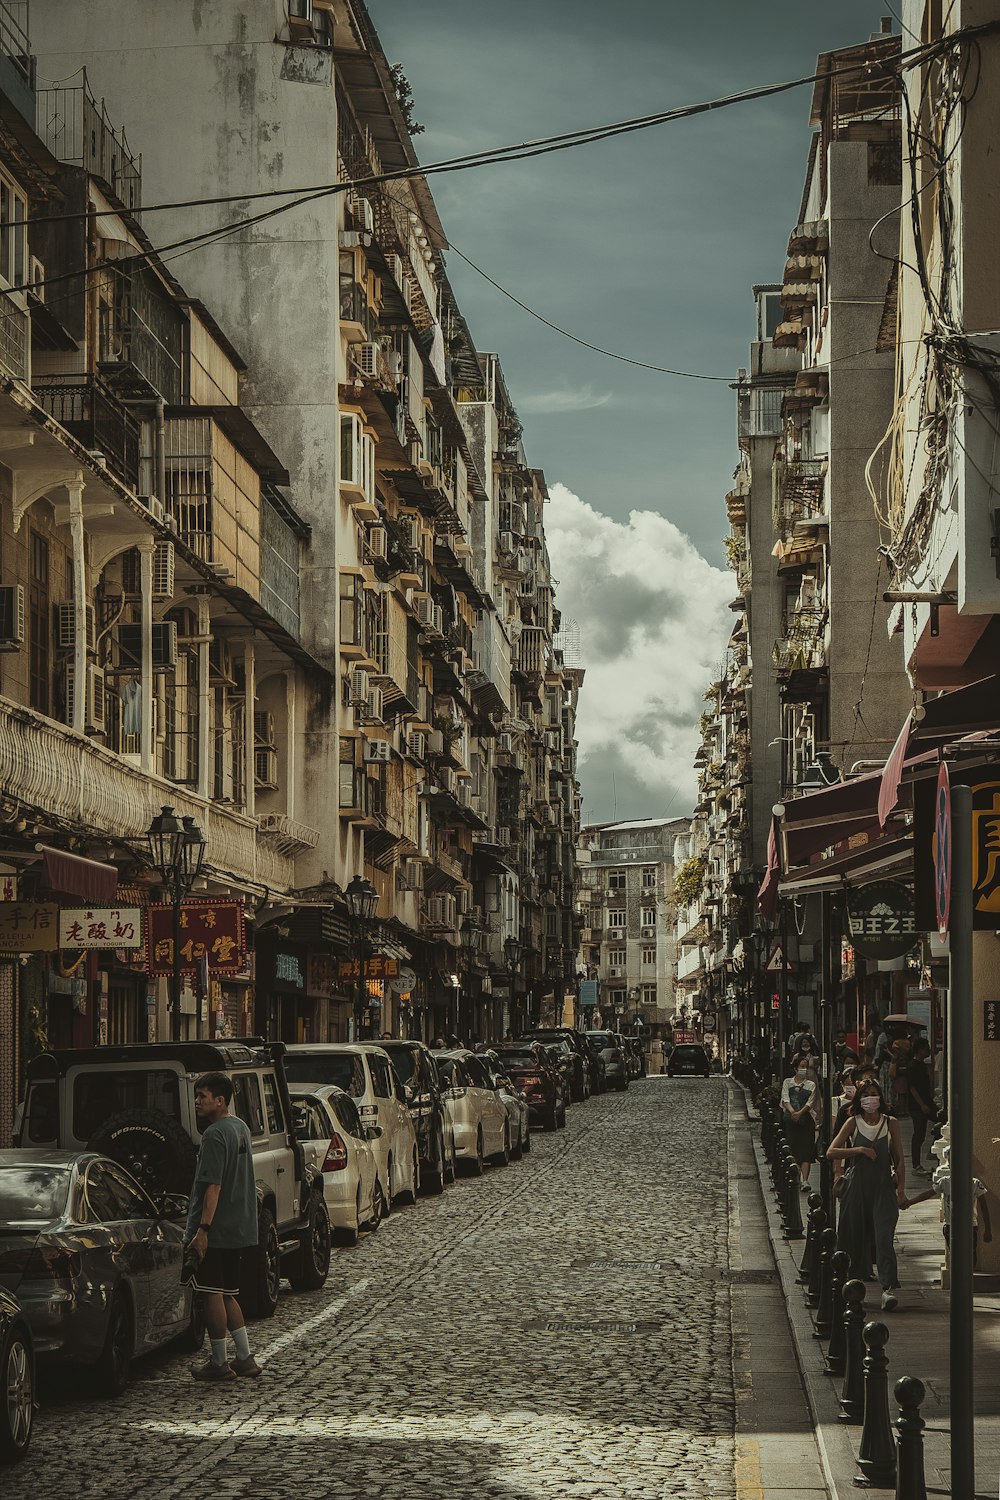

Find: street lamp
460;912;481;1043
504;935;522;1037
344;874;379;1040
145;804;206;1041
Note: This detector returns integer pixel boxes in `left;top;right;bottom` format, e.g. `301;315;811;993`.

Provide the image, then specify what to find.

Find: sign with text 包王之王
147;899;246;975
58;907;143;949
845;880;917;960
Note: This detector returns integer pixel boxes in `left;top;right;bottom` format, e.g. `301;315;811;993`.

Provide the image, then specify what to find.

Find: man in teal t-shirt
185;1072;261;1382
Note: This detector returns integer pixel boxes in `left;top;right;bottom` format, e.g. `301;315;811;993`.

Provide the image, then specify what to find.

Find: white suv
284;1045;419;1211
435;1050;510;1173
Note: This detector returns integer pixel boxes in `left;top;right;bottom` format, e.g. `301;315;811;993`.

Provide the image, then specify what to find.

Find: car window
285;1052;366;1096
82;1162;120;1223
369;1055;391;1098
104;1163;157;1219
330;1094;365;1139
23;1080;59;1143
0;1163;71;1223
232;1074;266;1137
262;1074;284;1135
384;1048;417;1086
465;1057;492;1089
72;1069;180;1141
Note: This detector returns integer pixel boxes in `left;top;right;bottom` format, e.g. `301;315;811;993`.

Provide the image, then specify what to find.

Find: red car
494;1043;567;1131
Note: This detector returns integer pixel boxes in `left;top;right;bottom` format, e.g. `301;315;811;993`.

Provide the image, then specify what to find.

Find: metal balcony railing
37;69;141;209
34;374;140;489
0;295;28;383
0;2;31;83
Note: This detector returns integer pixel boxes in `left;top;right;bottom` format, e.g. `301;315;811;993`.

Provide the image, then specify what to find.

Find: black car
379;1040;454;1194
0;1149;200;1397
0;1285;32;1463
666;1044;711;1078
521;1029;591;1102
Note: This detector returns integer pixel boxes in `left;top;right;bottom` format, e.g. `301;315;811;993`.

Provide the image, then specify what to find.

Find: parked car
476;1050;531;1157
536;1038;577;1105
285;1044;419;1212
522;1028;593;1101
15;1040;331;1320
494;1043;567;1131
0;1285;33;1463
290;1087;381;1245
435;1051;510;1171
585;1031;629;1092
379;1039;456;1194
666;1043;711;1078
0;1149;200;1399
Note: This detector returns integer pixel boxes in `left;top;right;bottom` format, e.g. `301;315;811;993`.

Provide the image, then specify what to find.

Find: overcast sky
374;0;892;823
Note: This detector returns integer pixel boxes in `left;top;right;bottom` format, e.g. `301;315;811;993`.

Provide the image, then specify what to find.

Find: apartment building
577;819;687;1036
25;0;583;1054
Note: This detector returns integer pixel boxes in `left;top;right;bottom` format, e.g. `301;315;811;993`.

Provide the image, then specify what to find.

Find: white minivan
435;1050;510;1173
285;1044;419;1211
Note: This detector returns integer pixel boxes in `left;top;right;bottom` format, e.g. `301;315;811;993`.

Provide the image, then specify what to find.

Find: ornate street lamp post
344;874;379;1040
504;935;522;1037
145;805;206;1041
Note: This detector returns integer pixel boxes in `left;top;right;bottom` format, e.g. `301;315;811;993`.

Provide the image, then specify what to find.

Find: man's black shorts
191;1247;242;1296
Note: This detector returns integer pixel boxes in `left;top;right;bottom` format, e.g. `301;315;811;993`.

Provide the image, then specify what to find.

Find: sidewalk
739;1086;1000;1499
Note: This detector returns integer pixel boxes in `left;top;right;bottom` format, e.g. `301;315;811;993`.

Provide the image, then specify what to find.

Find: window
607;869;626;890
72;1069;180;1143
232;1074;266;1137
82;1163;119;1223
340;571;362;647
607;947;626;966
641;945;656;966
607;909;625;929
339;413;375;503
641;908;657;929
330;1093;366;1139
608;988;626;1009
104;1163;156;1219
0;171;27;290
369;1055;392;1098
28;529;49;715
640;985;657;1006
262;1074;284;1135
641;869;657;889
24;1080;58;1143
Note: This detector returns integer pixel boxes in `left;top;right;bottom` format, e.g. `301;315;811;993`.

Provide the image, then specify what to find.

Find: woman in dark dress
780;1059;818;1189
828;1077;907;1311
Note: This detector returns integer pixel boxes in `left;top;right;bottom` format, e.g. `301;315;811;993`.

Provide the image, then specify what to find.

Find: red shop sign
147;899;246;976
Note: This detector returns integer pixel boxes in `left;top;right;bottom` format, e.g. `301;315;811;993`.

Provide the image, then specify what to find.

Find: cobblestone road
10;1078;740;1500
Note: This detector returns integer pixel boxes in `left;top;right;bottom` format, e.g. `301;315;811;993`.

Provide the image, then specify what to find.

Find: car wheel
510;1123;523;1161
371;1176;388;1224
445;1137;457;1183
87;1107;197;1200
288;1194;332;1290
464;1128;485;1176
0;1323;33;1463
522;1122;531;1154
543;1103;558;1132
397;1150;419;1205
422;1131;446;1196
383;1157;395;1215
557;1104;567;1129
493;1126;511;1167
242;1207;280;1320
94;1287;132;1398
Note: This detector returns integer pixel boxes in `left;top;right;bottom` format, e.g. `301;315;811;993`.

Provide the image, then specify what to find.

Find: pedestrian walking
932;1143;992;1268
780;1058;818;1189
828;1078;907;1311
184;1072;261;1382
907;1038;936;1171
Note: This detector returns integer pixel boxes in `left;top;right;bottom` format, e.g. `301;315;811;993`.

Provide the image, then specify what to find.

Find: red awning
38;846;118;903
878;715;912;828
757;818;780;921
778;833;912;895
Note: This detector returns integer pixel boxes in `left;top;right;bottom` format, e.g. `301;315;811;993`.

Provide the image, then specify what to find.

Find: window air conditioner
66;663;106;733
356;342;381;379
366;525;388;560
407;729;427;760
349;668;369;704
365;686;384;723
349;197;375;235
0;585;25;650
254;711;276;747
55;602;96;653
151;541;175;601
254;747;279;790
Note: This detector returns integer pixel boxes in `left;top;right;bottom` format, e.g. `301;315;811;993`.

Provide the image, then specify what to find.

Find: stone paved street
9;1079;742;1500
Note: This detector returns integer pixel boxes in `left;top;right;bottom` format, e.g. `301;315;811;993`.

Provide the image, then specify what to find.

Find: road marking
255;1277;371;1365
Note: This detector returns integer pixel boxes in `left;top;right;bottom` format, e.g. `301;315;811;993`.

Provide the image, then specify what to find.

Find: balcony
34;375;140;491
774;456;826;541
257;812;320;858
0;696;294;889
513;626;549;681
260;493;303;640
0;3;33;126
0;297;28;384
37;70;141;210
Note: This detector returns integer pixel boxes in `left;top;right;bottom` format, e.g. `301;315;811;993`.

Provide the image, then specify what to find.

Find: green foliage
723;533;743;571
673;855;707;907
389;63;425;135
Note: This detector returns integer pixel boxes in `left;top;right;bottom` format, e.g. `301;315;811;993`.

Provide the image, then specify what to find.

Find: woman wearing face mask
780;1057;818;1189
828;1078;907;1310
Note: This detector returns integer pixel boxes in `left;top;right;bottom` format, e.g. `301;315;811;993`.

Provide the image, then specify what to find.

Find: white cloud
546;483;732;820
519;385;614;415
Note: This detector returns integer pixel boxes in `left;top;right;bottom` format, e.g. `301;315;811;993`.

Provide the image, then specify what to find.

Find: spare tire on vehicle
88;1108;198;1199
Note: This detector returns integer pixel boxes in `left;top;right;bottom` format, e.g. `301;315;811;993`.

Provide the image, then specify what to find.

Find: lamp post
145;804;206;1041
344;873;378;1040
504;935;522;1037
460;913;482;1044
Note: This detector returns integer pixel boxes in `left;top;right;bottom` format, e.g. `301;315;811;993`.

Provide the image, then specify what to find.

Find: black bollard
824;1250;850;1376
856;1321;896;1488
814;1227;837;1337
838;1278;867;1423
797;1195;824;1282
805;1209;827;1304
784;1160;804;1240
893;1376;927;1500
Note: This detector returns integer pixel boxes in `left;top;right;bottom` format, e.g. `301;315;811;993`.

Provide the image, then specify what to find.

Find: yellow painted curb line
735;1438;764;1500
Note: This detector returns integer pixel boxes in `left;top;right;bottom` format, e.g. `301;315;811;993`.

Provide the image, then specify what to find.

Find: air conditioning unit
608;966;624;979
210;639;237;685
496;827;512;846
407;729;427;760
365;686;384;723
414;594;434;626
349;668;369;704
386;254;411;307
498;732;514;754
425;893;457;929
66;663;106;732
117;621;178;671
499;531;515;554
145;495;165;523
439;766;456;795
396;857;423;891
608;928;625;940
641;926;656;939
426;728;444;756
364;736;391;763
430;605;444;635
349;197;375;234
366;525;387;560
151;541;175;600
400;515;421;552
55;602;96;653
457;780;472;808
0;585;25;650
356;342;381;379
254;746;279;790
254;710;275;747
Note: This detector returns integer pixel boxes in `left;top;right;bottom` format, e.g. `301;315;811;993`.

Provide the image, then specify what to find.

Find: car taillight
518;1073;544;1086
321;1133;349;1171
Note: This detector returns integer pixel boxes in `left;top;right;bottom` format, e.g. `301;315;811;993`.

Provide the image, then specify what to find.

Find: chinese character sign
0;903;59;952
147;899;246;975
337;956;400;980
845;880;917;961
972;783;1000;919
59;907;143;949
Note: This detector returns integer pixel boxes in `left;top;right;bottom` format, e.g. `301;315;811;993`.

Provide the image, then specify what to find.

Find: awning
757;818;780;921
38;846;118;903
778;834;912;896
877;673;1000;825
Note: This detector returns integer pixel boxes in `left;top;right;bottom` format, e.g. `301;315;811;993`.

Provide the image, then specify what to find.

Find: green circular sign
846;879;917;960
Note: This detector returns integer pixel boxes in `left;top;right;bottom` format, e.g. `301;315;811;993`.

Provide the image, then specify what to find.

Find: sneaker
190;1359;236;1382
229;1355;262;1378
881;1291;898;1312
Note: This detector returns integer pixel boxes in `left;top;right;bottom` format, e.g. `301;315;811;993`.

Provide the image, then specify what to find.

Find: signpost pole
819;889;834;1219
949;783;974;1500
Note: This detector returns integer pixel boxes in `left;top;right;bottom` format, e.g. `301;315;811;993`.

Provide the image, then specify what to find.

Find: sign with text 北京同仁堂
58;907;143;949
147;899;246;975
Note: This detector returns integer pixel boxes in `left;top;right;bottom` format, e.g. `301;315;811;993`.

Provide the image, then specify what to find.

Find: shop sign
338;955;399;980
0;874;19;901
307;953;336;996
147;899;246;975
845;880;917;960
275;952;305;988
0;902;59;952
984;1002;1000;1042
59;907;143;949
916;774;1000;930
388;964;416;994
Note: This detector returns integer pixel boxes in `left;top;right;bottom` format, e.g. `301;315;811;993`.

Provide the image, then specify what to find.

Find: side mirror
158;1192;189;1220
365;1123;383;1140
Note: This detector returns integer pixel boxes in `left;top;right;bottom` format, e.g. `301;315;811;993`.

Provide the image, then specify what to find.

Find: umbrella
881;1013;927;1028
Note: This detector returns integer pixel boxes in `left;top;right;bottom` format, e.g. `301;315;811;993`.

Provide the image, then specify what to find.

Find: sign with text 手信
337;955;399;981
0;902;59;952
59;907;143;949
147;899;246;976
845;879;917;960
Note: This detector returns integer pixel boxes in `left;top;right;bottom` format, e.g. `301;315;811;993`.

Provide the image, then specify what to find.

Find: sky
373;0;893;823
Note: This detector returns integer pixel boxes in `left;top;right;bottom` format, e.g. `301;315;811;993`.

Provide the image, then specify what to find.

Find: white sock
231;1325;251;1361
210;1336;229;1367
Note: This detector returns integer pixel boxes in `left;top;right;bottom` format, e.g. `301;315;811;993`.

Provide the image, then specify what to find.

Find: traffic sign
765;943;792;973
935;759;951;939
